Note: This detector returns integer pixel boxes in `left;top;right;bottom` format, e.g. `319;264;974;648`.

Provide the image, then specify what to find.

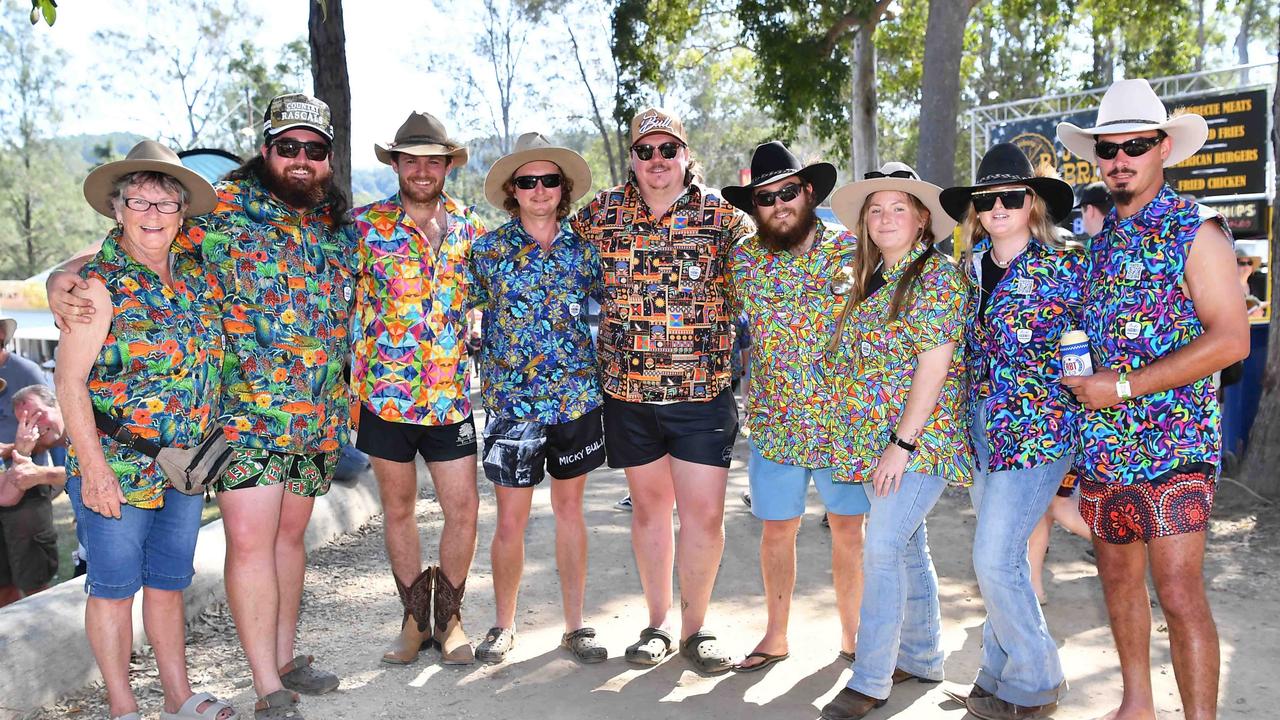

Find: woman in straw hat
938;142;1084;719
56;141;236;720
819;163;968;720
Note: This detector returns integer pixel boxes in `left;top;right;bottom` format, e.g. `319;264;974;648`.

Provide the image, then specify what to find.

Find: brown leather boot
432;567;474;665
382;567;433;665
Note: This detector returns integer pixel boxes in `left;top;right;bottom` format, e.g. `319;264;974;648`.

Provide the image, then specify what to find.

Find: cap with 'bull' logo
630;107;688;145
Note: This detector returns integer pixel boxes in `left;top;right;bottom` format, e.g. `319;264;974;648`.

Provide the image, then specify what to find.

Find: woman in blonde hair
938;142;1084;720
819;163;969;720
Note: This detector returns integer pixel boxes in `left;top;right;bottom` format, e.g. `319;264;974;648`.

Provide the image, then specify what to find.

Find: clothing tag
1124;321;1141;339
686;265;702;280
568;302;581;317
860;341;873;357
343;285;352;302
1015;277;1034;296
1016;328;1032;344
1125;262;1142;281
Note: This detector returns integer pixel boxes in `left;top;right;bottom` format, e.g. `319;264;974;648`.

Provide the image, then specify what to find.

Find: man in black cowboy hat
723;141;868;672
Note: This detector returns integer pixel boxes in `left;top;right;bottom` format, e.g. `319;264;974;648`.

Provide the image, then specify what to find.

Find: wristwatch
889;430;917;453
1116;371;1133;400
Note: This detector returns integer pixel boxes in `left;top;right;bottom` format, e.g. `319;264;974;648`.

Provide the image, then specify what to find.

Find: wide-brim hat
830;162;956;242
1056;78;1208;167
0;315;16;343
375;111;469;168
721;141;837;213
483;132;592;211
939;142;1075;223
82;140;218;219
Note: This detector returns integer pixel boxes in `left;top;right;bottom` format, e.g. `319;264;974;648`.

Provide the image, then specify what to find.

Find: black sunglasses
513;173;562;190
753;182;804;207
631;141;684;161
1094;132;1165;161
271;139;331;161
971;188;1030;212
863;169;915;180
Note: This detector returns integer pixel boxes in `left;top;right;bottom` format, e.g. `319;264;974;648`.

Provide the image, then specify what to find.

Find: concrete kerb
0;471;382;720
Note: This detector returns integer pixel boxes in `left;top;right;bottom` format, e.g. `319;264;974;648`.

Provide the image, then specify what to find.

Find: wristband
1116;371;1133;400
889;430;917;453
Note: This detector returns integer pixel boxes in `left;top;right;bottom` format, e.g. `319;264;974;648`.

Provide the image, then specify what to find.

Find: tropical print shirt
965;237;1087;471
348;192;486;427
571;182;752;403
1078;184;1227;486
834;245;972;486
732;220;858;468
67;228;225;508
184;175;355;455
468;218;603;424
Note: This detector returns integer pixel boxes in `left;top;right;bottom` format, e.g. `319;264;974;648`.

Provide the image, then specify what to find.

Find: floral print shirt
1078;184;1227;485
732;220;857;468
572;182;753;403
67;229;225;508
468;218;603;425
966;237;1087;471
348;192;486;426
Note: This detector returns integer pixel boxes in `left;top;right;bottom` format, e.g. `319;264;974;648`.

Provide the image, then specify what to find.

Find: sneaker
741;491;752;508
615;494;633;511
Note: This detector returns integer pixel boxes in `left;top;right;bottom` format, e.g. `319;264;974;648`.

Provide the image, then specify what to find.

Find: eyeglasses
1094;132;1165;161
863;169;915;180
631;142;684;161
271;139;332;161
971;188;1030;212
122;197;183;214
753;182;804;207
512;173;562;190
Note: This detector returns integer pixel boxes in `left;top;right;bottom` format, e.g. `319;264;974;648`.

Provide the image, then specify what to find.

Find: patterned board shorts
1079;463;1215;544
214;447;338;498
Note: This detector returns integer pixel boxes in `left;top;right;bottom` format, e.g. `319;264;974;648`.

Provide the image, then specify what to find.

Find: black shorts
0;491;58;591
482;407;606;488
603;388;739;469
356;405;478;463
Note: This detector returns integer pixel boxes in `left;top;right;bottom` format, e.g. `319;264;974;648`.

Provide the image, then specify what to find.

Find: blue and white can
1060;330;1094;377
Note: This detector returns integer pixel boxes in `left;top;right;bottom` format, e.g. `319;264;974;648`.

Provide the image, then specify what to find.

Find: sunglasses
753;182;805;207
1238;260;1254;267
1094;132;1165;161
863;169;915;180
123;197;183;214
971;188;1031;212
271;139;332;161
512;173;562;190
631;141;684;161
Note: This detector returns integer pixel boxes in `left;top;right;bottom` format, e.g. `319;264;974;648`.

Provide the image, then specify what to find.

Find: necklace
990;242;1028;268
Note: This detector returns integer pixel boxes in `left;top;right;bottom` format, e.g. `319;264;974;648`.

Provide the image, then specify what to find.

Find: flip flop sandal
733;651;789;673
160;691;240;720
253;690;302;720
476;626;516;664
624;627;674;666
679;631;732;675
561;627;608;664
279;654;339;696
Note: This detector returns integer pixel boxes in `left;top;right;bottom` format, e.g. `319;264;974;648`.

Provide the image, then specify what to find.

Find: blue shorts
747;442;870;521
67;476;204;599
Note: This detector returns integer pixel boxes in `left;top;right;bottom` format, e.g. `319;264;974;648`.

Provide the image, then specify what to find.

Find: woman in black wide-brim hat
940;142;1087;719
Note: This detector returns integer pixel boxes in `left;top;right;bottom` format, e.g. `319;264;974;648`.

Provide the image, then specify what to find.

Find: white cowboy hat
483;132;592;212
830;162;957;243
82;140;217;219
1056;78;1208;166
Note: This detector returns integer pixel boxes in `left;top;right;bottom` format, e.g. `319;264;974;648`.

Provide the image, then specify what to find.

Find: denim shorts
747;441;870;520
67;476;204;599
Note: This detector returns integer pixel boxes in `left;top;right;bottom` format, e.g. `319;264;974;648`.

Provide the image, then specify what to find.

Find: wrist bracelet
889;430;917;453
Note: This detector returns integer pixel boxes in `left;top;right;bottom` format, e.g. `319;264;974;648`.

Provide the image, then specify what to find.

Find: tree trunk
848;25;878;179
1194;0;1205;71
1241;56;1280;497
915;0;970;187
1091;17;1114;87
1234;0;1256;65
308;0;352;204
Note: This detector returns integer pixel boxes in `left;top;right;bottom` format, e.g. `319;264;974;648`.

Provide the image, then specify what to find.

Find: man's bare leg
828;512;865;657
1149;531;1218;720
426;455;479;587
275;491;316;664
550;474;589;631
490;485;534;627
371;457;422;584
219;484;286;698
739;516;800;668
670;457;728;640
625;456;676;632
1093;536;1157;720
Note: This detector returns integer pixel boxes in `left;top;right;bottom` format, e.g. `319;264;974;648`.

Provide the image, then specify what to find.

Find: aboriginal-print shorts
1079;462;1215;544
214;447;338;498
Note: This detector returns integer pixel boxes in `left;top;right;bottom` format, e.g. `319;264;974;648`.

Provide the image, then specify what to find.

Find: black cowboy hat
939;142;1074;223
722;141;837;213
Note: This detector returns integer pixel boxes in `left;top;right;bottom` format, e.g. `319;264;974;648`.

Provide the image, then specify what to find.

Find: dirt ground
29;430;1280;720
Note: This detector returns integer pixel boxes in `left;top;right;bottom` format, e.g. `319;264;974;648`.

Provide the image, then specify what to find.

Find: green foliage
28;0;53;26
611;0;711;124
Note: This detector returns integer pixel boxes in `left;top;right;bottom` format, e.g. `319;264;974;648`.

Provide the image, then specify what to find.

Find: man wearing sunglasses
348;111;487;667
1057;79;1248;720
571;107;752;674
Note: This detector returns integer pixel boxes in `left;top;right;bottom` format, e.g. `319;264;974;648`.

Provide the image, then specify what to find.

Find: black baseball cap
1075;182;1111;210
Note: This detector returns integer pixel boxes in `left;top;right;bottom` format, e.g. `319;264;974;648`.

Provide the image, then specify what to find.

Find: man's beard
756;201;818;253
399;176;442;206
262;161;332;210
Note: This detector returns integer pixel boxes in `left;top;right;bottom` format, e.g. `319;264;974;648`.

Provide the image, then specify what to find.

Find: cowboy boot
382;567;433;664
432;566;475;664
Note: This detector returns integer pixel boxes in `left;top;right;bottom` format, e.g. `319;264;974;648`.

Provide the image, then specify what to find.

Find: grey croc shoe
561;627;607;664
279;654;338;695
476;626;516;664
254;690;302;720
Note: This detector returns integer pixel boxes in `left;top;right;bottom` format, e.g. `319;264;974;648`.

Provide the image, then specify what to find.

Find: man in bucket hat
348;111;487;666
1057;79;1249;720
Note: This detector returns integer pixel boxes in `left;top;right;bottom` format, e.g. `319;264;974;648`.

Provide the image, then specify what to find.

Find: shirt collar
1104;182;1179;237
502;217;577;247
883;242;930;280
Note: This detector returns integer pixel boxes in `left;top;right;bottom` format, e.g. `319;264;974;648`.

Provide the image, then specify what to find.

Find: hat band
392;135;456;148
753;168;800;183
975;172;1030;184
1094;118;1162;128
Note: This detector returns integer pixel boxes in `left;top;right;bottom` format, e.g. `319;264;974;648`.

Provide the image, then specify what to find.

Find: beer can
1060;330;1093;377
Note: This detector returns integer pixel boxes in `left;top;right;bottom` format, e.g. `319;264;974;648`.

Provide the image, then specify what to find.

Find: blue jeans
848;472;947;700
969;407;1070;706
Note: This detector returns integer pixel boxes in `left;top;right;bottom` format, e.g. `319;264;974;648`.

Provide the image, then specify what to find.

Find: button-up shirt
572;182;752;403
732;220;857;468
348;192;487;426
468;218;603;424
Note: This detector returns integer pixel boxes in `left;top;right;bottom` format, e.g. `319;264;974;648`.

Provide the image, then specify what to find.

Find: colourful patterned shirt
1078;184;1226;486
67;229;225;508
572;182;752;403
835;246;972;486
965;237;1087;471
348;192;486;426
732;220;858;468
468;218;603;424
185;175;355;454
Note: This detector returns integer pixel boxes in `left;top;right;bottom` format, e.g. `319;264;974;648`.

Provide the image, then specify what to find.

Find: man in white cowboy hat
721;141;867;673
1057;78;1249;720
465;132;609;665
348;110;487;666
570;107;753;674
